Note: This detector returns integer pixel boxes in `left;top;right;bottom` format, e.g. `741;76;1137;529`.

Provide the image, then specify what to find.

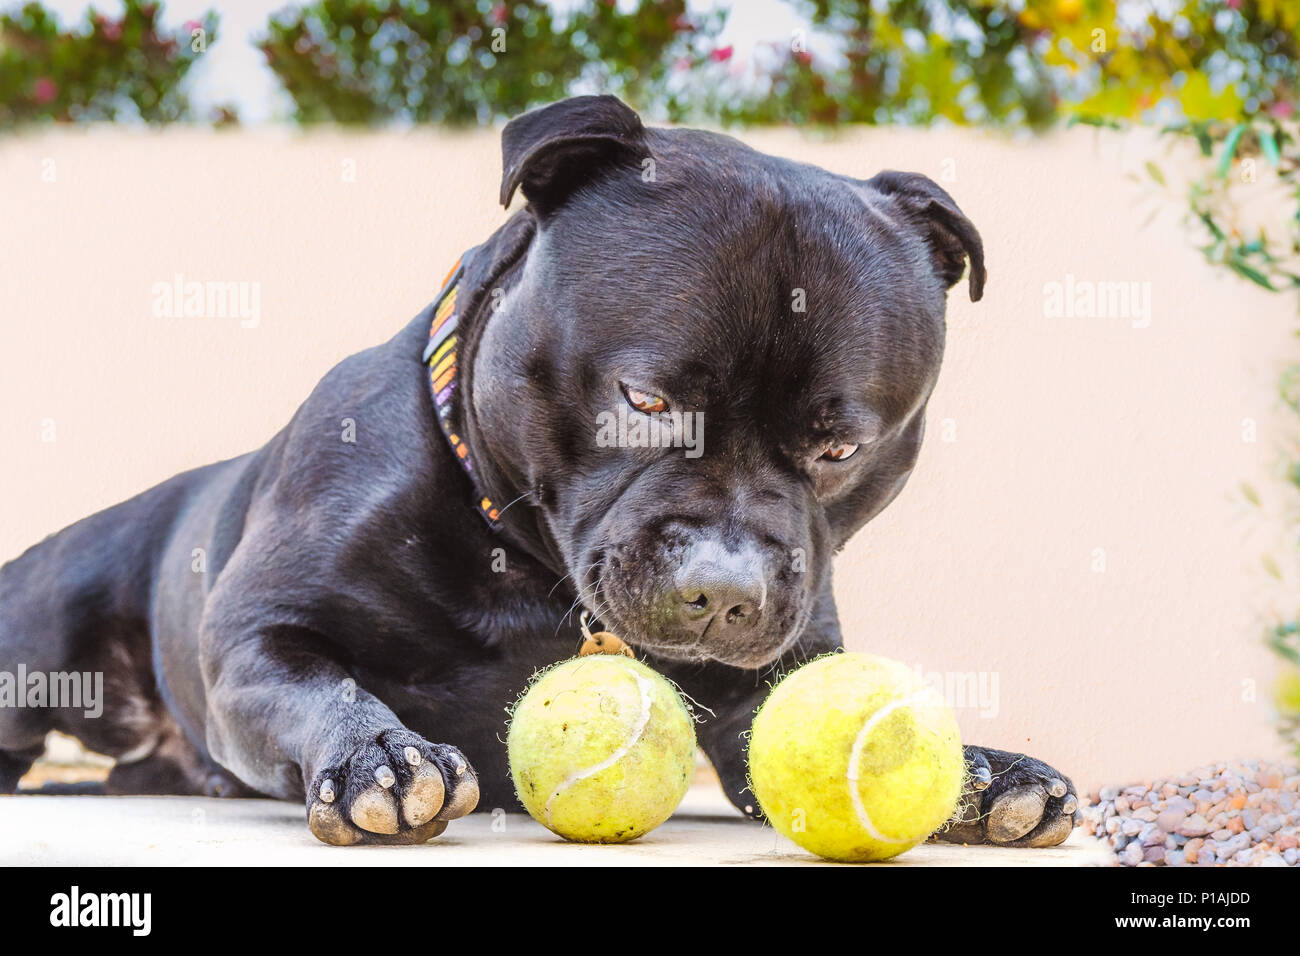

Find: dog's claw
1061;794;1078;815
319;779;335;803
374;765;396;789
971;765;992;790
404;746;422;766
433;744;480;820
1046;777;1067;798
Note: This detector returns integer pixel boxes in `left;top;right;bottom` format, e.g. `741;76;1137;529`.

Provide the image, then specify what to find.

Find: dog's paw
306;728;479;846
932;745;1079;848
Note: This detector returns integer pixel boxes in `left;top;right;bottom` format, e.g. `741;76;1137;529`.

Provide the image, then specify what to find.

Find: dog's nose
673;548;764;637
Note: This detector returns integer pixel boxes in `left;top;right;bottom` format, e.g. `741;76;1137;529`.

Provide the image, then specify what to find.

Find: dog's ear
864;171;986;302
500;95;650;211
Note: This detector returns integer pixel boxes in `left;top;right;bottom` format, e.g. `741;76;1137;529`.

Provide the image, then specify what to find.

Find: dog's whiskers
492;489;534;519
555;581;607;638
548;561;601;599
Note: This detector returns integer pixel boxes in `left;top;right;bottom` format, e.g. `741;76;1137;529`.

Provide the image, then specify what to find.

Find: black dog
0;96;1076;848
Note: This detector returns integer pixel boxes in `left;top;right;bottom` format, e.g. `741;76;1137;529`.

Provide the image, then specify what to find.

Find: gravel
1082;759;1300;867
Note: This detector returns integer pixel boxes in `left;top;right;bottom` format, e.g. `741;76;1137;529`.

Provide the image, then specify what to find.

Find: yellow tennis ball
749;653;965;862
507;655;696;843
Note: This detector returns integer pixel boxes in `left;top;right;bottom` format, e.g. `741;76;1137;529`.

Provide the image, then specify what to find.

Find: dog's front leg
200;622;479;846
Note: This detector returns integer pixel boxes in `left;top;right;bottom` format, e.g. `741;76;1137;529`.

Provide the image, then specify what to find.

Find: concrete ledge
0;785;1112;866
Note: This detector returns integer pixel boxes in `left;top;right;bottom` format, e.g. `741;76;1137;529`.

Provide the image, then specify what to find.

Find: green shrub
0;0;217;129
257;0;716;125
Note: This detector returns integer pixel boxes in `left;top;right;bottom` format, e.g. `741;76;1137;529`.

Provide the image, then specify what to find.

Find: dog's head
472;96;984;668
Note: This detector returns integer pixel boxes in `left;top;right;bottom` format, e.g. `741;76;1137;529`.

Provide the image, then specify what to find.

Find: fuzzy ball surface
508;655;696;843
749;653;965;862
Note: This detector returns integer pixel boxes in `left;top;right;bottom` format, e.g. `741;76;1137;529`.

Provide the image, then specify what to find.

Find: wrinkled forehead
525;176;945;425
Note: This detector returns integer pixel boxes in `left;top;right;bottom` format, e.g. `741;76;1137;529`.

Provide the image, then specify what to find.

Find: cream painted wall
1;125;1294;791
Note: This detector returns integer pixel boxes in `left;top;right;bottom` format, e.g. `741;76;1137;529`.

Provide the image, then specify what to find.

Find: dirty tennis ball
748;652;964;863
508;655;696;843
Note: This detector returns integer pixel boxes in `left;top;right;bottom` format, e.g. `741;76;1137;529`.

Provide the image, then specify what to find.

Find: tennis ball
748;653;964;862
508;655;696;843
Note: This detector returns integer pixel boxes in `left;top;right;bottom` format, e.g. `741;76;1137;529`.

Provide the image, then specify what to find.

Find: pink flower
104;20;122;41
32;77;57;104
1270;100;1295;119
793;50;813;66
1225;0;1241;8
183;19;203;32
491;4;507;25
709;45;733;63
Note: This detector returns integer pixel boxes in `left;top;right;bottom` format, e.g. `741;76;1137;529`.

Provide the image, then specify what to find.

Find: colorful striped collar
421;255;500;527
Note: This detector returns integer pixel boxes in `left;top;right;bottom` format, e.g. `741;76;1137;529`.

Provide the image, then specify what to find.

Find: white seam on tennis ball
846;687;943;844
544;670;655;827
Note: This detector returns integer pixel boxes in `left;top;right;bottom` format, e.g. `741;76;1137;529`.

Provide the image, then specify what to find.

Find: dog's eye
821;441;859;462
622;384;668;414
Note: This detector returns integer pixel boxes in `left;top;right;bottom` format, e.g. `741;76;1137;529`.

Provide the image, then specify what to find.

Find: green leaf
1216;125;1246;178
1194;127;1214;157
1261;128;1281;168
1242;482;1261;507
1145;161;1166;187
1228;257;1276;290
1198;212;1226;241
1271;626;1300;666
